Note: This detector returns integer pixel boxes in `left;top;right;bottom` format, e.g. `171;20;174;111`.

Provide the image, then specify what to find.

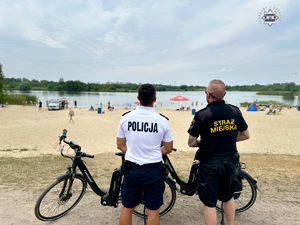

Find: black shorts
121;162;165;210
198;160;235;207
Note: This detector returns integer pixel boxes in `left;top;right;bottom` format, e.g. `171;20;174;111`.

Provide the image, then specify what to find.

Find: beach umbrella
170;95;189;109
124;102;131;107
134;101;140;105
170;96;189;101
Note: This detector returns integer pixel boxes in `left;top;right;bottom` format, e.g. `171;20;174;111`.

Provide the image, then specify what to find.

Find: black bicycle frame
73;157;107;197
163;154;187;187
163;154;200;196
68;153;124;208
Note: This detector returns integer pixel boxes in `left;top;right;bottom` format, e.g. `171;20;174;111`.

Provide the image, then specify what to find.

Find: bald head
206;79;226;102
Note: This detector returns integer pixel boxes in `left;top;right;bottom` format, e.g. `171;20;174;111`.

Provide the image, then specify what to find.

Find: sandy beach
1;105;300;225
0;105;300;157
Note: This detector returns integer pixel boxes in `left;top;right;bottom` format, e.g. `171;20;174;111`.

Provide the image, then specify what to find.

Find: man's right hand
188;135;200;147
161;141;173;155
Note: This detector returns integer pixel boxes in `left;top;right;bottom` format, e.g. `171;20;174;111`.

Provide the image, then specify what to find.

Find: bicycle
34;129;259;221
161;152;259;215
34;129;174;221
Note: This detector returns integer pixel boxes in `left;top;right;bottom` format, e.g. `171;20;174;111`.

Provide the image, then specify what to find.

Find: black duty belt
200;155;234;164
126;161;163;170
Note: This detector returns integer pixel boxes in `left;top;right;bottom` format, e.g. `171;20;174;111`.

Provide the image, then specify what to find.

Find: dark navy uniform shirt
188;100;248;158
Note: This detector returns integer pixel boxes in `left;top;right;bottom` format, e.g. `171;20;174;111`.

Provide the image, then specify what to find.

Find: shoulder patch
122;111;132;116
159;113;169;120
189;118;195;130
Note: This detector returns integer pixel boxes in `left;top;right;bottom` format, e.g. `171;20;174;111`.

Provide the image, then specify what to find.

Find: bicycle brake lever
59;136;63;144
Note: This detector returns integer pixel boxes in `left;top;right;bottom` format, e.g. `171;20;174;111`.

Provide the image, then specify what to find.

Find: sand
1;105;300;225
1;105;300;157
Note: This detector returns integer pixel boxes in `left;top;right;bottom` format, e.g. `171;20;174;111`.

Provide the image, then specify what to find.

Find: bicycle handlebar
59;129;94;159
59;129;172;158
82;152;94;158
62;129;67;138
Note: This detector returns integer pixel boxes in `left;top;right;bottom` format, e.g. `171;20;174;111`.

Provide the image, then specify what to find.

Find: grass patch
0;153;299;194
0;149;16;152
257;91;295;96
2;94;37;105
276;188;287;192
0;152;121;190
19;148;31;152
0;148;37;152
240;100;291;107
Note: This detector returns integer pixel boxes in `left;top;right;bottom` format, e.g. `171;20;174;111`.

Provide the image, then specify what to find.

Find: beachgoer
117;83;173;225
38;100;42;111
69;108;75;123
74;100;77;108
187;79;250;225
108;101;111;109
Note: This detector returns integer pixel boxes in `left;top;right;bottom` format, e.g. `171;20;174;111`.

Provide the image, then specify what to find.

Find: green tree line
2;76;299;93
2;77;207;92
226;83;299;93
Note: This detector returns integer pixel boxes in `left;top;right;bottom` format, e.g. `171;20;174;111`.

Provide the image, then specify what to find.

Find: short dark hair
138;83;156;106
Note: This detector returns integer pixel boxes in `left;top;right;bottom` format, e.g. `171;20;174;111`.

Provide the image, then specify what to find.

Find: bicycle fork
59;166;75;202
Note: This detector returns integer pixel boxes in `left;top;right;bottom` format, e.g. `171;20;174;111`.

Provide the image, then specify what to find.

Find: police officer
188;79;249;225
117;83;173;225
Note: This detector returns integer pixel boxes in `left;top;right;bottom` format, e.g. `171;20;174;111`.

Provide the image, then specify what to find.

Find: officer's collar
136;106;155;112
208;100;225;106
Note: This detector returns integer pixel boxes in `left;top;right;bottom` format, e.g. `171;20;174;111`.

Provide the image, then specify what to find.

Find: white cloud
0;0;299;85
99;60;199;79
95;31;147;55
217;68;233;73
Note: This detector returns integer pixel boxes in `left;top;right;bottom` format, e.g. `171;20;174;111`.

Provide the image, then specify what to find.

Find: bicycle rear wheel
34;174;87;221
133;178;176;218
216;171;257;213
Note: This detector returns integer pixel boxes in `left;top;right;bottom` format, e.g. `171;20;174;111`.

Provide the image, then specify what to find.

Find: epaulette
159;113;169;120
196;108;206;113
228;104;240;110
122;111;132;116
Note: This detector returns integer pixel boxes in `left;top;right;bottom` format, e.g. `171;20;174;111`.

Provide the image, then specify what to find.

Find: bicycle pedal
101;193;110;206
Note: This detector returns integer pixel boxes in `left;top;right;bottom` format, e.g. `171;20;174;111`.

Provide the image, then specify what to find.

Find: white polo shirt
117;106;173;165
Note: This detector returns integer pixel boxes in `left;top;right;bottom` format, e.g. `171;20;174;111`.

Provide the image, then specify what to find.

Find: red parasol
134;101;140;105
170;96;189;109
170;96;189;101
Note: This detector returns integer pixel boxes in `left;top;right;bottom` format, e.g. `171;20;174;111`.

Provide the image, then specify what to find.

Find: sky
0;0;300;86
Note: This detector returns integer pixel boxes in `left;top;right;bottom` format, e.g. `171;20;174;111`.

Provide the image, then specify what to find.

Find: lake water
8;90;299;109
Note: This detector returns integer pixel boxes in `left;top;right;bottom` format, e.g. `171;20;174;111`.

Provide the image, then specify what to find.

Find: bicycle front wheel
34;174;87;221
133;178;176;218
216;171;257;213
